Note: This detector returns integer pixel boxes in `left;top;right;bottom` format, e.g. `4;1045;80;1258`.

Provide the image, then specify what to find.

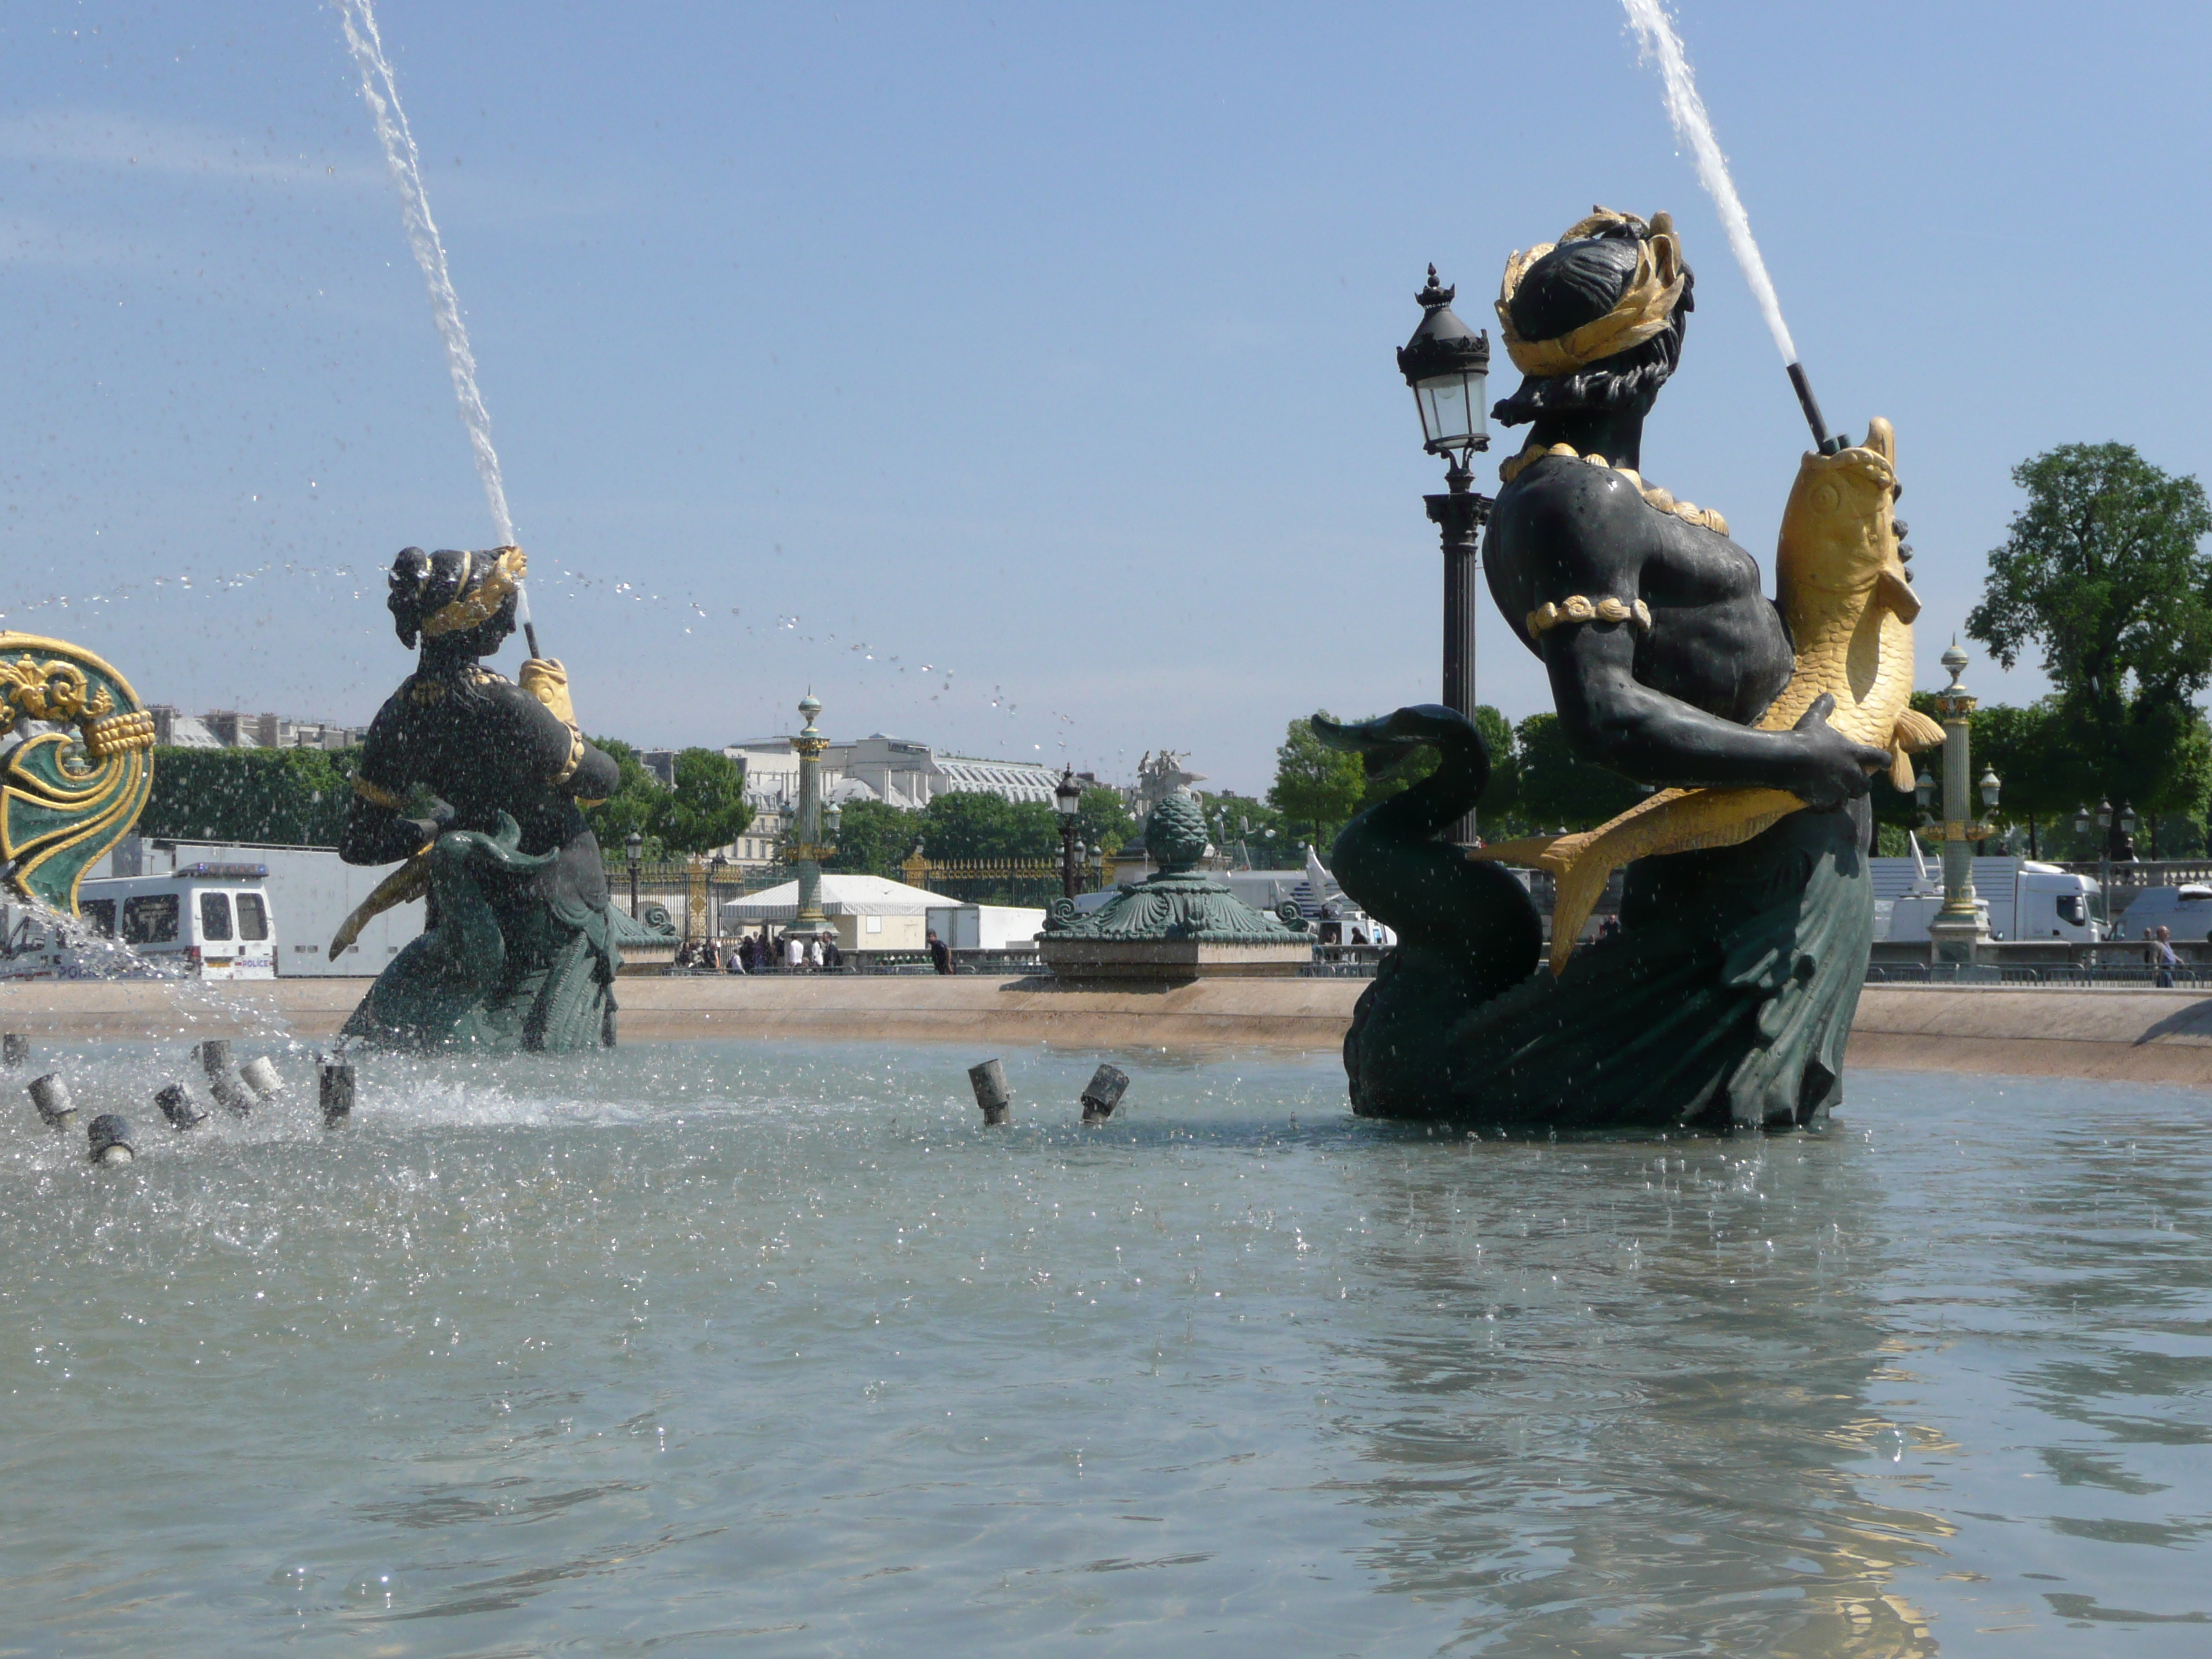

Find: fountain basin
3;1043;2207;1652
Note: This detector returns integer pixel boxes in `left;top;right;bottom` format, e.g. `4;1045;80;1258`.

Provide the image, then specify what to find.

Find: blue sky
4;1;2207;794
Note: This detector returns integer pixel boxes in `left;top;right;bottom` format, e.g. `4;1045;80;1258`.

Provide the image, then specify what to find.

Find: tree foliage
140;745;361;845
581;738;753;858
1967;443;2212;847
1269;714;1367;849
1512;711;1644;830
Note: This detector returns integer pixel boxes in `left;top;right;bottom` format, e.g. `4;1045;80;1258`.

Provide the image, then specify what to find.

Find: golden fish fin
1863;415;1894;467
1889;747;1917;793
1877;567;1921;624
330;853;431;961
1893;707;1944;750
1548;858;1611;975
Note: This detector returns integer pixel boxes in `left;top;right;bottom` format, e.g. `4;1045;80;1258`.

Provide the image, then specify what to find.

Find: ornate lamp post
624;828;643;920
708;853;727;948
1928;643;1999;966
1054;766;1082;899
789;691;833;932
2076;799;2116;934
1398;265;1491;844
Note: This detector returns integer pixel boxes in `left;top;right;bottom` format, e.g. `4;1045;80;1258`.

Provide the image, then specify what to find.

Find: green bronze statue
337;545;634;1051
1323;209;1930;1132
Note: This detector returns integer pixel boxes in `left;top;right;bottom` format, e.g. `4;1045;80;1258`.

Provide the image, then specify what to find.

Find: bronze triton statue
335;546;635;1051
1320;208;1935;1131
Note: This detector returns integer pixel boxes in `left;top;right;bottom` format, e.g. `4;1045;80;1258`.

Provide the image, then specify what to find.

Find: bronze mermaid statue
336;545;632;1051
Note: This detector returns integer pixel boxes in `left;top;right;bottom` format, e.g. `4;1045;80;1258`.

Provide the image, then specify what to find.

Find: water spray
1620;1;1848;455
339;1;547;658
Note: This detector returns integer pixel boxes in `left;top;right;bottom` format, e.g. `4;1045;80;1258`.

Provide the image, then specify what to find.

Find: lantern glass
2098;799;2113;830
2121;804;2138;834
1914;770;1934;809
2074;806;2090;835
1054;770;1081;819
1414;371;1486;454
1979;768;2001;811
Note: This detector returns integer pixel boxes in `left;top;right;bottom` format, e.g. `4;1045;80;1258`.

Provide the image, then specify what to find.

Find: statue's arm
1546;624;1883;806
495;683;620;801
339;703;444;866
1518;483;1887;807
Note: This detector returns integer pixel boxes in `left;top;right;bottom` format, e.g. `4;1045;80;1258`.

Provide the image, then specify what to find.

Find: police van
0;862;280;979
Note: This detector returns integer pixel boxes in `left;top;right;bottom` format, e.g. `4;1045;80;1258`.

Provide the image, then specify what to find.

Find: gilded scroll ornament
0;633;156;914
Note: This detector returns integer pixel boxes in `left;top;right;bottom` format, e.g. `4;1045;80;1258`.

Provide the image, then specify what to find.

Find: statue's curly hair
1491;227;1695;427
387;547;515;653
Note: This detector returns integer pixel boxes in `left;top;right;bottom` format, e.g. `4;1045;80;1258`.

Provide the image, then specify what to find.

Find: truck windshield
235;892;269;941
122;894;179;945
199;891;233;943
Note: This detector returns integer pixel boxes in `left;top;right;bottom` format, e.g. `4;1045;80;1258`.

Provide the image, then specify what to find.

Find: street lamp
1053;766;1082;899
625;829;643;921
1399;265;1491;845
2095;799;2115;935
708;853;727;946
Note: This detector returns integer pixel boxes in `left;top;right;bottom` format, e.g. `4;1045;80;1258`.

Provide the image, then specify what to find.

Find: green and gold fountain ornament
0;633;156;913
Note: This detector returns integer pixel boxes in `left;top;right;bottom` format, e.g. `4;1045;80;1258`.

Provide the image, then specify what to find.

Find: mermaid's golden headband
1496;207;1685;378
421;546;526;638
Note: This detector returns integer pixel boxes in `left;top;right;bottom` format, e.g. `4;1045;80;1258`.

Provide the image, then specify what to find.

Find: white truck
0;860;279;979
1872;847;2101;943
2113;884;2212;942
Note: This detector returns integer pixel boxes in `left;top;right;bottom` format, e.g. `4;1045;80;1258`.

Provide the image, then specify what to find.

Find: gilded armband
549;722;585;788
1525;595;1653;638
353;775;408;811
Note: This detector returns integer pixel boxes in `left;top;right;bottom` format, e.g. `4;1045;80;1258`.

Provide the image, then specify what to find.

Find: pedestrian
2156;925;2182;988
806;934;824;971
725;939;747;974
927;928;953;976
822;935;843;971
784;931;805;971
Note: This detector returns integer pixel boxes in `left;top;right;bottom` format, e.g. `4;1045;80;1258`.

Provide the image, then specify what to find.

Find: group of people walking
671;931;845;974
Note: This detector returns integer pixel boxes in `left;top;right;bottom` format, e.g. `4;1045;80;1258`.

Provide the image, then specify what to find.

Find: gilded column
790;692;830;928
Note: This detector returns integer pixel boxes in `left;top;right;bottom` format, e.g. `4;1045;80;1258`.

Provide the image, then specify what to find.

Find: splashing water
1620;0;1797;365
336;0;515;549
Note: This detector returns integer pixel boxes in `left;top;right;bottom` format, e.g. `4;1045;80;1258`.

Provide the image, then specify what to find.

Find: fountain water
335;0;515;552
1620;0;1842;450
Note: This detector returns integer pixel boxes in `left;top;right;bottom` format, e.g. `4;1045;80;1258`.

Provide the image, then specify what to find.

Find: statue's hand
400;795;457;848
1784;693;1893;809
519;657;577;726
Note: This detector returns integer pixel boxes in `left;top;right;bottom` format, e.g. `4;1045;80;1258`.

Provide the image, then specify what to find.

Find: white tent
719;873;959;926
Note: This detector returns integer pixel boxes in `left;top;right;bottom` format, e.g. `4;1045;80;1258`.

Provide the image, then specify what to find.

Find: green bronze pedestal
1040;788;1311;983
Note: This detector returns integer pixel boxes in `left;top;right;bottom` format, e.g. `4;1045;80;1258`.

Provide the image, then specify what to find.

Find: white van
75;862;278;979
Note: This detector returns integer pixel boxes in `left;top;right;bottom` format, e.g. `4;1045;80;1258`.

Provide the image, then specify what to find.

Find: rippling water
3;1043;2206;1655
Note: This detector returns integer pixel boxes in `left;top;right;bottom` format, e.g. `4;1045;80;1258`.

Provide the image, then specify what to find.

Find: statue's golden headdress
421;546;526;638
1496;207;1686;378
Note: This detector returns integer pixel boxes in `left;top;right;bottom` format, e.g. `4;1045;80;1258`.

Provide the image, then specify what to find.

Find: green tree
827;799;924;877
580;739;754;858
1514;711;1644;830
919;791;1058;860
1076;786;1138;860
1269;714;1366;850
140;746;362;845
580;737;670;855
649;748;753;855
1967;443;2212;853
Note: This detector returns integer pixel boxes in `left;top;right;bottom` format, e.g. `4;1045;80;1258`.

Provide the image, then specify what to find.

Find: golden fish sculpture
1477;417;1943;974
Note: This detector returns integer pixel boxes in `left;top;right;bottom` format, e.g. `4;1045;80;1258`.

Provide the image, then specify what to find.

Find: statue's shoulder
1491;449;1655;585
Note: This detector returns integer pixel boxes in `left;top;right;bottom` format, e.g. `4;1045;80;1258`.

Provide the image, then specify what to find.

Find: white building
148;707;368;751
717;732;1066;872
